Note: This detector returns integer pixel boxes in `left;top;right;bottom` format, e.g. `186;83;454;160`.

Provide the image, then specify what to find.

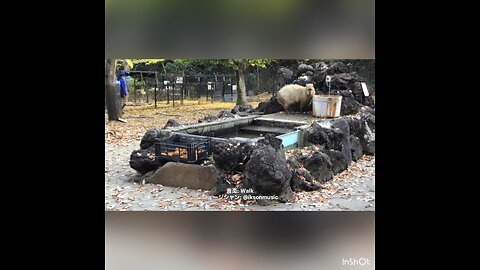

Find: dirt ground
105;100;375;211
105;100;261;145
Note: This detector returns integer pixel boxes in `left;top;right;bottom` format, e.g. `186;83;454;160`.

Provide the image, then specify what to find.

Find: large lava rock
326;150;348;174
309;64;374;111
277;67;294;87
129;146;164;175
362;96;375;108
292;77;312;86
244;134;293;202
341;98;361;115
274;60;376;113
140;128;162;149
359;108;375;155
255;96;284;114
350;135;364;161
254;101;268;113
217;110;235;119
350;82;375;108
307;124;331;146
307;118;352;165
231;104;253;114
198;115;218;123
333;90;361;115
344;117;364;139
331;118;352;164
163;119;181;129
313;61;328;70
326;62;349;75
301;151;333;182
290;167;322;192
359;106;376;121
287;155;323;191
133;128;171;173
211;140;253;173
311;71;327;91
344;109;375;156
318;73;356;94
297;64;315;76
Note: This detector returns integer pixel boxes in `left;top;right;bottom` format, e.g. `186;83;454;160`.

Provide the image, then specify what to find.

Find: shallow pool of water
218;132;263;139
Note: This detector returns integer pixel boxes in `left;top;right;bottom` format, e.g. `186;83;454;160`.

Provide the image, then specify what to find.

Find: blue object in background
118;77;127;96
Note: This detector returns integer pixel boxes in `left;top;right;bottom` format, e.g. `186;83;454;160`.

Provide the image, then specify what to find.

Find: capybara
276;83;315;113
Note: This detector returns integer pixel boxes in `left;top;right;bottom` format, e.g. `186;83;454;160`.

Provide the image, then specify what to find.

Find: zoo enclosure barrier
126;71;244;106
122;71;278;107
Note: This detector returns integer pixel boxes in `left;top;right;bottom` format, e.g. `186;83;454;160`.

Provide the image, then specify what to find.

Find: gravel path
105;141;375;211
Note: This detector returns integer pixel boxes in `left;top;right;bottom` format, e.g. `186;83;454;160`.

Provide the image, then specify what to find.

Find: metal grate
155;135;211;163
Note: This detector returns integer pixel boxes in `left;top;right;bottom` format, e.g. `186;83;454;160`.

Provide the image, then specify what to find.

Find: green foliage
118;59;374;92
115;59;165;72
248;59;269;68
115;59;135;69
124;59;271;74
132;59;165;65
164;60;188;73
223;59;270;70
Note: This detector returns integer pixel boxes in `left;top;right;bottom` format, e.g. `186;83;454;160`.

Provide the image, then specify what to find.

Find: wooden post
166;74;170;105
140;72;144;103
256;66;260;94
133;76;137;103
142;73;149;104
181;73;184;105
172;74;175;108
185;72;189;100
222;75;226;102
231;75;234;101
197;76;201;104
154;72;158;108
206;76;209;102
213;74;217;103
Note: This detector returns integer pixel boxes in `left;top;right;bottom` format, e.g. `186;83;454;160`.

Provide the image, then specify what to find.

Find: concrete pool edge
158;114;324;149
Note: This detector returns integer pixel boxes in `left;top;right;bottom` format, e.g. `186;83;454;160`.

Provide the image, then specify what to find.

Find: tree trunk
105;59;122;121
161;61;166;73
256;66;260;94
236;67;248;106
123;59;130;72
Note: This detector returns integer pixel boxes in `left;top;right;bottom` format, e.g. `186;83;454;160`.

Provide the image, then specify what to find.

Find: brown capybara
276;83;315;114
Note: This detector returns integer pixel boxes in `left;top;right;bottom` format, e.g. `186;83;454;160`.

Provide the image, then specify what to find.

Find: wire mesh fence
121;71;278;107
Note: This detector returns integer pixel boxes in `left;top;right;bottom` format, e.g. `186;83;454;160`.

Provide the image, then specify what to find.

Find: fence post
140;72;144;104
222;75;226;102
154;72;158;108
197;76;201;104
133;77;137;103
207;75;210;102
213;74;217;103
172;74;175;107
256;66;260;94
166;74;170;105
142;73;149;104
181;72;184;105
185;72;189;100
